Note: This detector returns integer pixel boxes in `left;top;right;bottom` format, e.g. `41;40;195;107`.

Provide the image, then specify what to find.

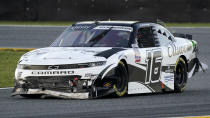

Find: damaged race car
12;21;208;99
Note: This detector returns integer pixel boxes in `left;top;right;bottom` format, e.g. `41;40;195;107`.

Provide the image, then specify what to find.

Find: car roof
74;21;140;27
76;21;138;24
74;21;160;27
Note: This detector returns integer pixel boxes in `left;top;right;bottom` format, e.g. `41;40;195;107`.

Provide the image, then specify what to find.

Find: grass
0;21;210;27
0;50;28;87
166;23;210;27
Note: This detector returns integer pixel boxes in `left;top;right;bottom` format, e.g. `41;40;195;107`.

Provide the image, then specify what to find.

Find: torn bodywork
12;70;117;99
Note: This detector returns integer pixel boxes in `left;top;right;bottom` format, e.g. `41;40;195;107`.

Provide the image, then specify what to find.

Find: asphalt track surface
0;26;210;118
0;26;65;48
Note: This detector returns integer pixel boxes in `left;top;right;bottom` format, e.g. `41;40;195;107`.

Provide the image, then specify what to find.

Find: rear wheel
112;61;128;97
174;58;188;93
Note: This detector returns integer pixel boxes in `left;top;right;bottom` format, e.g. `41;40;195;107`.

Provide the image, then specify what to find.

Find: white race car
12;21;207;99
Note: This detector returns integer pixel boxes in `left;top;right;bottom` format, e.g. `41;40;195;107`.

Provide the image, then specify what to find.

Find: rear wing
173;33;192;40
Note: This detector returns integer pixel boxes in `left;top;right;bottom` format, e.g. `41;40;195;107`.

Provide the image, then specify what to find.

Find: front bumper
12;74;115;99
12;64;117;99
12;75;94;99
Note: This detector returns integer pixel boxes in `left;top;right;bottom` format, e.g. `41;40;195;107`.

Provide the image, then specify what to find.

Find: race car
12;21;208;99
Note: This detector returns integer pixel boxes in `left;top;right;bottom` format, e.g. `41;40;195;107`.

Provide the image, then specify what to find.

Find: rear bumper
12;88;89;99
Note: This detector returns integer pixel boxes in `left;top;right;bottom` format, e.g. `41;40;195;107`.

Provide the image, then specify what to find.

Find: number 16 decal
145;49;162;84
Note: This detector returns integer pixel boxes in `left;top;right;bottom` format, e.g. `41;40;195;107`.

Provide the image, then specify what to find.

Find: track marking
0;87;13;90
184;116;210;118
169;115;210;118
169;27;210;29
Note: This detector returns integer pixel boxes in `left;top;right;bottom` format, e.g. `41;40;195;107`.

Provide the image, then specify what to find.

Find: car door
129;24;164;94
155;25;175;91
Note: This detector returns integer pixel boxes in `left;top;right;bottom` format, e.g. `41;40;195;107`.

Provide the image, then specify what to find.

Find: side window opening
158;30;162;34
136;26;158;48
163;32;167;36
157;28;172;46
165;30;174;41
168;36;172;41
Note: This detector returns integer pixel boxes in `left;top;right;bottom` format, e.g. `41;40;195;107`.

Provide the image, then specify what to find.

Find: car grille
25;76;83;91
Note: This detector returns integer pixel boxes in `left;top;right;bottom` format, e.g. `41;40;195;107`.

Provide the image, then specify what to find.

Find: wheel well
120;59;129;75
180;55;188;72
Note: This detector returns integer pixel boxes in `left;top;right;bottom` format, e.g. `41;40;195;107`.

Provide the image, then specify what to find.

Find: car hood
19;47;112;65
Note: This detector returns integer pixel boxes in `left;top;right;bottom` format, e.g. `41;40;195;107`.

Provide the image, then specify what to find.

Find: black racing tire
20;94;42;98
174;58;188;93
112;61;128;97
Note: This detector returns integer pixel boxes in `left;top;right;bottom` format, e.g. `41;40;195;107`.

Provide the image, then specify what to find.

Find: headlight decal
17;61;106;70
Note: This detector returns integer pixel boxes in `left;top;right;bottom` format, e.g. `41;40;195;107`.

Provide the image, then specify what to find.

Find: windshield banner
93;26;133;32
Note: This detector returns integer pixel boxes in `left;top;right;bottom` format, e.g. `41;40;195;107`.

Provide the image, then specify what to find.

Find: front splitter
12;88;89;99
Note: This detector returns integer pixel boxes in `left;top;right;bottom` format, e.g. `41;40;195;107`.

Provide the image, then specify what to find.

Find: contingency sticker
68;25;92;31
93;26;133;32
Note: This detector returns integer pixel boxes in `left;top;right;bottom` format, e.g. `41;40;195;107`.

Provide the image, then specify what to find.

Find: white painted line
0;87;14;90
169;27;210;29
167;115;210;118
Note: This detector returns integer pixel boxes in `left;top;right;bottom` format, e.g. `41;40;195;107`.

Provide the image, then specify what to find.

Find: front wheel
112;61;128;97
174;58;188;93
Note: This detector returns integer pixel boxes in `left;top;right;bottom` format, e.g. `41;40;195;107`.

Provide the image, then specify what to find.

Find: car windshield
50;25;132;47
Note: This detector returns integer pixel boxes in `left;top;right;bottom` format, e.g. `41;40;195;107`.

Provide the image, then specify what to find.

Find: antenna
94;20;100;25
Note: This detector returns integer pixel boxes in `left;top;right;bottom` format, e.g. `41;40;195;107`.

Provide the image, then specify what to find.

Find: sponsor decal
93;26;133;32
138;23;150;27
85;73;98;79
135;55;141;63
165;69;174;73
68;26;91;30
168;44;192;57
162;65;175;73
132;44;141;63
191;40;196;48
31;70;74;75
165;66;174;73
164;75;174;82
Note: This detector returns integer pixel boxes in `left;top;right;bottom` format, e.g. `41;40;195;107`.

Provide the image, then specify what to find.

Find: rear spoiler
173;33;192;40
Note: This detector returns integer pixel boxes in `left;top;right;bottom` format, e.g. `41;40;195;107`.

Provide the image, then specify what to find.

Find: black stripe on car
95;48;125;58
